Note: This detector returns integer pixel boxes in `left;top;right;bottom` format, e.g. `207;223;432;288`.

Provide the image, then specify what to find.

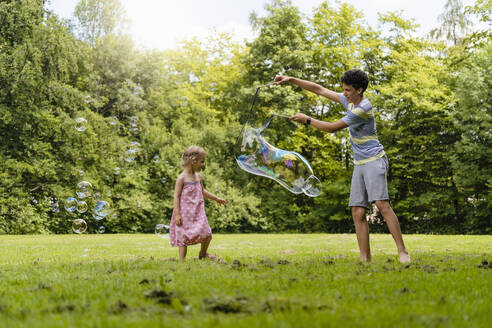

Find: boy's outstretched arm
273;75;341;103
290;113;348;133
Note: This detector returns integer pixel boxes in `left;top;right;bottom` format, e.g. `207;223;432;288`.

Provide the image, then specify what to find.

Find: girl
170;146;227;260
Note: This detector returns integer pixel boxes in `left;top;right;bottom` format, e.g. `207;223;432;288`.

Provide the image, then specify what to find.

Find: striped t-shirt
340;94;385;165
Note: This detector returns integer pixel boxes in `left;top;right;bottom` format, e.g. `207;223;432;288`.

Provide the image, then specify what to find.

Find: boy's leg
352;206;371;262
178;246;187;260
349;164;371;262
375;200;410;263
365;156;410;263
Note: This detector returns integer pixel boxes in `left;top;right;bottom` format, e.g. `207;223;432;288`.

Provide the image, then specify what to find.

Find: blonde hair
180;146;206;168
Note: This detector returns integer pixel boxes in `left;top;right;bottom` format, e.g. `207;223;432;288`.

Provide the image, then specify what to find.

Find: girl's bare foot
198;253;216;261
399;251;411;263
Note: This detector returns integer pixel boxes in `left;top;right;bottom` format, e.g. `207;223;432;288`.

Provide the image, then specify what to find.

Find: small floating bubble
155;224;170;239
75;117;88;132
93;200;110;218
72;219;87;234
76;181;93;199
64;197;77;212
76;200;88;213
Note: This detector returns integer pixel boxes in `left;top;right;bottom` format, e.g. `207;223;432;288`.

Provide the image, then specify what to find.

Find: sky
45;0;478;51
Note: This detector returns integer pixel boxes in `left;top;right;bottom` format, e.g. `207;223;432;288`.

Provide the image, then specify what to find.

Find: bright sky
46;0;478;50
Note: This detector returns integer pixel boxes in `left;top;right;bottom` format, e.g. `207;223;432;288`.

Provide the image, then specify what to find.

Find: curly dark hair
340;69;369;94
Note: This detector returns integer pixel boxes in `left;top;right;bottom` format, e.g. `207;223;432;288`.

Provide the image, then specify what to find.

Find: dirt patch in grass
261;297;329;313
143;288;188;310
139;278;150;285
477;259;491;269
259;258;275;268
231;259;247;269
203;296;251;314
144;289;175;304
108;300;128;314
50;304;75;314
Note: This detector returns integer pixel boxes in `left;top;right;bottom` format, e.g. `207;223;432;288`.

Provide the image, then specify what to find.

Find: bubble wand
234;82;276;150
270;113;291;119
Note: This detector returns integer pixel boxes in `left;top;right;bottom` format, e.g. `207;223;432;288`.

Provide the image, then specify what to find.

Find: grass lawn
0;233;490;327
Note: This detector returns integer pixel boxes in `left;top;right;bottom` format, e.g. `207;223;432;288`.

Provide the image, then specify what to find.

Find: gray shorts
349;156;389;208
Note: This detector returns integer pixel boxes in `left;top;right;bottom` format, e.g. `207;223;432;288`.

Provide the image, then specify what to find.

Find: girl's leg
352;206;371;262
178;246;187;260
374;200;410;263
198;235;212;259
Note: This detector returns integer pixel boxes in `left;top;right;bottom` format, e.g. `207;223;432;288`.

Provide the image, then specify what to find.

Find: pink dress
170;180;212;247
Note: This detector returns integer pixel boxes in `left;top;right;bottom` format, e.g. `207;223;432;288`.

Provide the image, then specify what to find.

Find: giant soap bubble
236;116;321;197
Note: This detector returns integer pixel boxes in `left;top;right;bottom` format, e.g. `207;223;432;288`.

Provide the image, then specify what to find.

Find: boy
274;69;410;263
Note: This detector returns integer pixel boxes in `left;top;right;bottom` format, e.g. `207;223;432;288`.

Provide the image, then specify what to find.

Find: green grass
0;234;490;327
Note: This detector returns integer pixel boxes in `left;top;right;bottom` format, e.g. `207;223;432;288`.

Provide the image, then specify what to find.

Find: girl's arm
200;175;227;205
173;175;184;225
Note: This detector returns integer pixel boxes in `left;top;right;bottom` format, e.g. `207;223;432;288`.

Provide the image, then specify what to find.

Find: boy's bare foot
198;253;216;261
399;251;411;263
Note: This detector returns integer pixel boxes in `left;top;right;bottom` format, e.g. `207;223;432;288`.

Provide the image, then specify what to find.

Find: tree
0;0;94;233
73;0;129;47
449;43;491;233
430;0;473;46
373;13;460;226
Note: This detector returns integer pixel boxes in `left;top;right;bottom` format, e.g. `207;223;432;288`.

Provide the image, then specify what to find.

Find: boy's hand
174;215;182;226
216;198;227;206
290;113;309;124
273;75;291;85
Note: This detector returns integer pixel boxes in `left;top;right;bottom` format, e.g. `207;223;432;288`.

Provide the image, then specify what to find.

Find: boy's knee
352;206;365;215
351;206;366;222
375;200;391;211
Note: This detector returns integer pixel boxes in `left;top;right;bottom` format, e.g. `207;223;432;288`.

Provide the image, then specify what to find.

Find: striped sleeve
341;96;373;127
